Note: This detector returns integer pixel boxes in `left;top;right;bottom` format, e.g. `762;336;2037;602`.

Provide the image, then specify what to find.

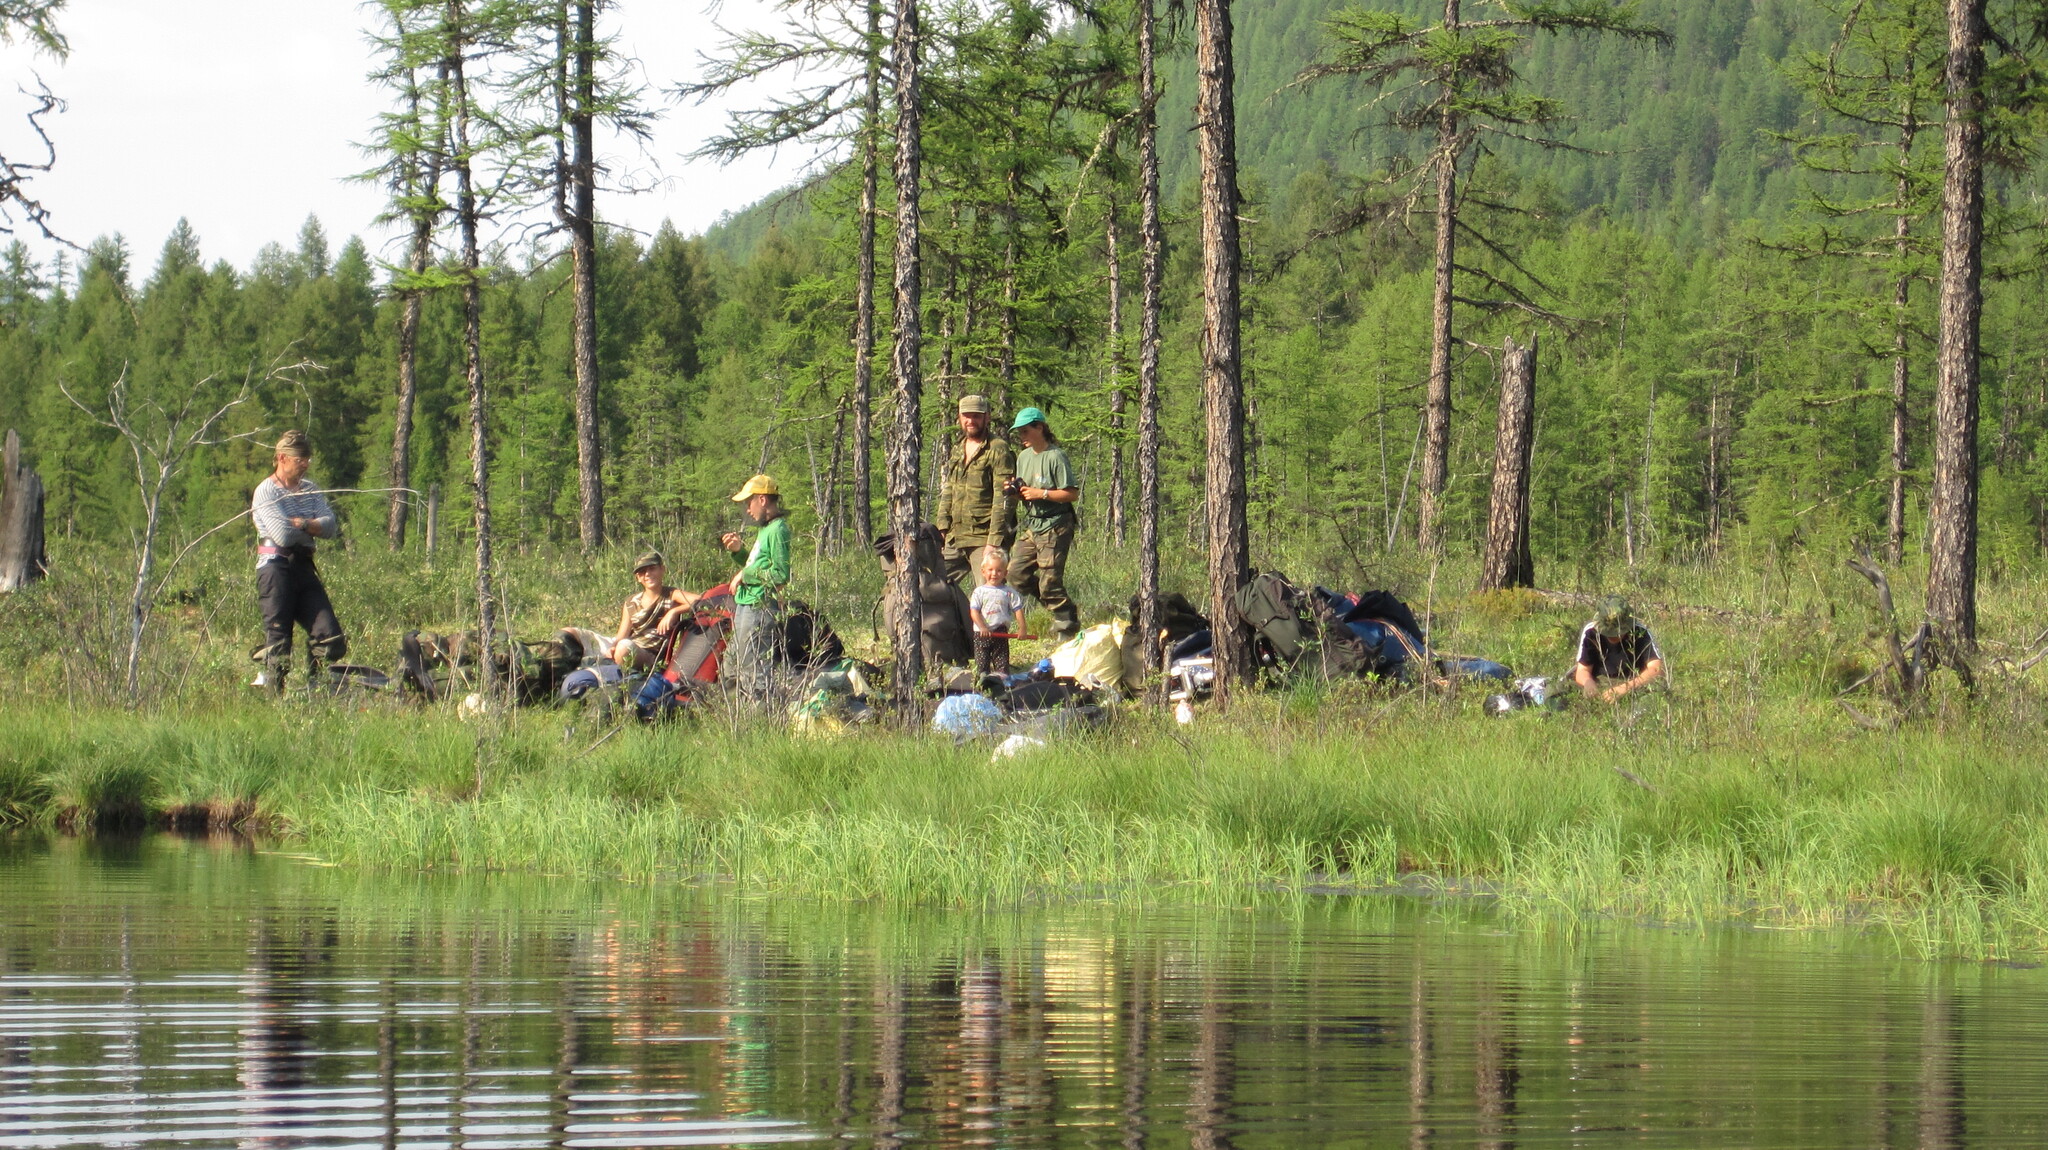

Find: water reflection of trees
12;842;2029;1148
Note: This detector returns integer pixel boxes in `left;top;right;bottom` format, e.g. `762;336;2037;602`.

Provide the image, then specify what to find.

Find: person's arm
736;520;790;590
251;481;302;547
1605;658;1665;701
970;603;991;635
1018;451;1078;503
615;600;635;642
1574;661;1601;698
293;485;338;539
1019;486;1079;503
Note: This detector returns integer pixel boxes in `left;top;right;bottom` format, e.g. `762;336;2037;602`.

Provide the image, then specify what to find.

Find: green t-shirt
730;514;791;607
1015;445;1078;533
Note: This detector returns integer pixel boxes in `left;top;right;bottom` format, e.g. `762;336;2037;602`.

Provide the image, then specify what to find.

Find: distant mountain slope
704;0;1829;260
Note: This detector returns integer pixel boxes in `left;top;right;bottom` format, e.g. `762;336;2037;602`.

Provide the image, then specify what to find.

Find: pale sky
0;0;829;276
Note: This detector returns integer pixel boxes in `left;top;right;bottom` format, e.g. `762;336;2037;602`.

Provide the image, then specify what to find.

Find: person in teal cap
1002;407;1081;640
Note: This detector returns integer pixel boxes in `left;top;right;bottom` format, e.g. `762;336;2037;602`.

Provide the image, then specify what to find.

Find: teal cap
1011;406;1048;432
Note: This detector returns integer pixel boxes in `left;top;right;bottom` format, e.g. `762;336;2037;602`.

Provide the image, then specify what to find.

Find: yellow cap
731;474;780;501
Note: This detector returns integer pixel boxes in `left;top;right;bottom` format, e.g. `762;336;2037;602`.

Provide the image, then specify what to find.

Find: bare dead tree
0;81;69;247
61;358;308;702
0;427;44;592
1844;543;1935;722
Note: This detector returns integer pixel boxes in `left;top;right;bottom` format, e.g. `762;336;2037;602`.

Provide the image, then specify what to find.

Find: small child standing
968;546;1027;676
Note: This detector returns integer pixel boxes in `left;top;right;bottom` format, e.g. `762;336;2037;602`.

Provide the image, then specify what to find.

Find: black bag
776;599;845;671
1128;591;1211;646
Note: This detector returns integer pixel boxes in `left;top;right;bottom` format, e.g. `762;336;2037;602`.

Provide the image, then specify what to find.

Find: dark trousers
1009;524;1079;640
974;633;1011;676
257;552;346;674
941;530;1011;586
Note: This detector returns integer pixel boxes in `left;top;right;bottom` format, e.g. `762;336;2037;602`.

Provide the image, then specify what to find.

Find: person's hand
1601;685;1626;703
720;531;743;552
289;516;306;530
1019;486;1042;501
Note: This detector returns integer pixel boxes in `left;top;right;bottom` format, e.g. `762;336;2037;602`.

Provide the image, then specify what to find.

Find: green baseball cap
632;551;666;572
1011;406;1049;432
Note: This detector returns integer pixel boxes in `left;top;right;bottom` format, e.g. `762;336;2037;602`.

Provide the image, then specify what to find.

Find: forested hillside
1;0;2044;605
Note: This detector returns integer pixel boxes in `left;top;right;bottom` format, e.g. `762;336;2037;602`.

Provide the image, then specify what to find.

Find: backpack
1231;572;1371;679
876;524;974;671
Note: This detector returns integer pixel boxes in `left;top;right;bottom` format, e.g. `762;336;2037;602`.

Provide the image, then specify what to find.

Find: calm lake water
4;835;2048;1148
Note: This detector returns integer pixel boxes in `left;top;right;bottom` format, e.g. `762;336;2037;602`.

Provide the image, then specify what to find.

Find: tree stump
0;428;46;592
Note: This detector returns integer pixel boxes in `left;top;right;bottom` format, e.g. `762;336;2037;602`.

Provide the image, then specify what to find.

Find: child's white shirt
971;583;1026;632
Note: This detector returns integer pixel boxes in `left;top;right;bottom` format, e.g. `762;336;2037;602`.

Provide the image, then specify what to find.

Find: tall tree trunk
1926;0;1985;648
1195;0;1252;692
0;428;45;592
1107;204;1127;546
1418;0;1461;554
388;53;444;551
568;0;604;551
1478;337;1536;591
853;0;882;552
997;122;1022;408
1888;102;1922;564
1889;227;1913;565
448;0;499;661
888;0;925;709
390;284;424;550
825;390;848;554
1135;0;1164;678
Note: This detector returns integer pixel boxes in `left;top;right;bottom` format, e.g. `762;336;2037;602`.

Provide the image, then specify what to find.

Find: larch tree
1299;0;1666;553
427;0;539;664
681;0;888;551
888;0;926;707
1773;0;1944;564
361;0;449;551
1134;0;1165;677
530;0;652;552
1477;335;1535;590
1194;0;1253;693
1924;0;2048;651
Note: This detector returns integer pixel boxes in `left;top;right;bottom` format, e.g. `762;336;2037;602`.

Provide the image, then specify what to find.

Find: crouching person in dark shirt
1573;596;1664;703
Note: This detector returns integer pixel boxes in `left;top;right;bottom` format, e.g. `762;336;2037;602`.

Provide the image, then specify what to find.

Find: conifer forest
5;0;2048;673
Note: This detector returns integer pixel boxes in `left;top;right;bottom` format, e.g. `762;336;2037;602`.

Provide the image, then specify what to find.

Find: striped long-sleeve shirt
252;476;337;564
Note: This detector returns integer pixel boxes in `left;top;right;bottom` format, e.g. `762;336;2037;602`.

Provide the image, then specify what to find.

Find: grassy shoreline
9;540;2048;958
5;694;2047;960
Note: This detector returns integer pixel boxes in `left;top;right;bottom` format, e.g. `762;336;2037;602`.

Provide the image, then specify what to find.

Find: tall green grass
5;696;2048;958
9;537;2048;956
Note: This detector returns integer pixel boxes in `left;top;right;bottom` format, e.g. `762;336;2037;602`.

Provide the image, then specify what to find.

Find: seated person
1574;596;1664;702
609;551;698;670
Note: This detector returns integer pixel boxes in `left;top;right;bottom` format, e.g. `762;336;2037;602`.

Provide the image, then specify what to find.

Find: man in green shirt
1005;407;1081;640
935;393;1015;585
721;473;792;700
